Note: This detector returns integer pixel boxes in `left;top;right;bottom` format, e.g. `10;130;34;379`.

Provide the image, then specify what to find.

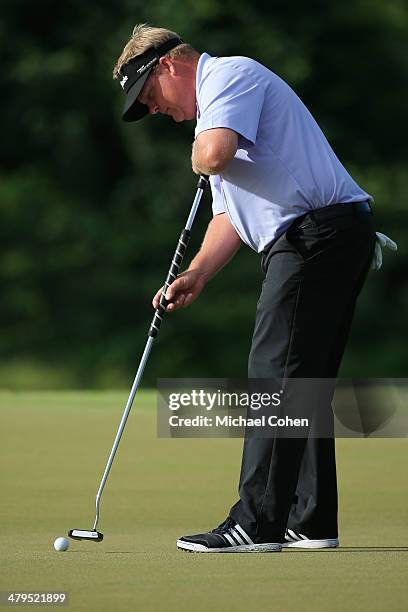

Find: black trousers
229;203;376;542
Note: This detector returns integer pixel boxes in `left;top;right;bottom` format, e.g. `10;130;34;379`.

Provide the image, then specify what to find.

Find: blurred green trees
0;0;407;388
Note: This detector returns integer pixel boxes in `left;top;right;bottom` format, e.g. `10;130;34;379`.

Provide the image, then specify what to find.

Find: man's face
137;57;197;122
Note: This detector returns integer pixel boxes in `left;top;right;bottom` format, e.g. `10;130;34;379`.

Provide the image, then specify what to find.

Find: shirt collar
195;52;212;118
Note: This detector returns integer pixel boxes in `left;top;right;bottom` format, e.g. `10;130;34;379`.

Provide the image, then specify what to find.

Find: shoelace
211;517;235;534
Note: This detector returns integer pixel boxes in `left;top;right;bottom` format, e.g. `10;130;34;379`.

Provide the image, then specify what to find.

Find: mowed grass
0;391;407;612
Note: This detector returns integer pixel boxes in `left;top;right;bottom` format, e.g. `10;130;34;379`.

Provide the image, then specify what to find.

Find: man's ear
159;56;176;74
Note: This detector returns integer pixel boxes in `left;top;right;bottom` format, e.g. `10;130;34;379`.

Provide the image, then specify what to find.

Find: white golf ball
54;537;69;552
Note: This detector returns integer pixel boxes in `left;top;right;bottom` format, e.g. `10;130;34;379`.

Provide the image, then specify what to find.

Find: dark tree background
1;0;407;388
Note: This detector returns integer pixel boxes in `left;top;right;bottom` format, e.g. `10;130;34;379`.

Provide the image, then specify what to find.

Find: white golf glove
371;232;398;271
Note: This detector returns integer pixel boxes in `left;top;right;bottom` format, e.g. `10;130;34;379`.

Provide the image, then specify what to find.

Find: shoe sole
282;538;339;549
177;540;282;553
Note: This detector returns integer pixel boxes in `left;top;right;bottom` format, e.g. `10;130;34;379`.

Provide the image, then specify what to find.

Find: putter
68;175;209;542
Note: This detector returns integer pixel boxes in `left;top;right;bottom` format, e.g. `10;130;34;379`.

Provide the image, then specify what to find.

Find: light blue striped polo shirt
195;53;373;253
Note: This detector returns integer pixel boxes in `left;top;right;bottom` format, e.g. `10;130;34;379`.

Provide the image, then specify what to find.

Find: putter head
68;529;104;542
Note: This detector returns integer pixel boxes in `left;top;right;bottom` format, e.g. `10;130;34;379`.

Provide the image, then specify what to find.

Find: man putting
113;24;396;553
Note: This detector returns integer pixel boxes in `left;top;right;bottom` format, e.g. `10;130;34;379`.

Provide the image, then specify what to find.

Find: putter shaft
91;175;209;532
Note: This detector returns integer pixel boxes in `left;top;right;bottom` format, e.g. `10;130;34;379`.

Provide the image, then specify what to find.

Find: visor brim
122;70;151;122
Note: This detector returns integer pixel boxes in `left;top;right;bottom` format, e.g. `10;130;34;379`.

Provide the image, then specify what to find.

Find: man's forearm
188;213;242;280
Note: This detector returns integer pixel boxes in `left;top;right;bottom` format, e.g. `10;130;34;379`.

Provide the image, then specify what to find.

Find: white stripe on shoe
286;529;302;541
234;523;254;545
283;529;339;549
223;533;237;546
230;528;246;545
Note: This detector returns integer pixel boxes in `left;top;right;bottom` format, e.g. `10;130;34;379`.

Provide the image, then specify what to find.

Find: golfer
113;24;396;552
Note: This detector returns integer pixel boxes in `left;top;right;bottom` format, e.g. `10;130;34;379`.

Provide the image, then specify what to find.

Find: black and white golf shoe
282;528;339;548
177;517;281;553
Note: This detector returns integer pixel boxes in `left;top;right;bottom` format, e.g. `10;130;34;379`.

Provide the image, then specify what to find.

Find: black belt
263;201;373;259
304;201;372;224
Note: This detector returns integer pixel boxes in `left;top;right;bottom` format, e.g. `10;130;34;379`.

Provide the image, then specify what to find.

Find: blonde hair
113;23;198;79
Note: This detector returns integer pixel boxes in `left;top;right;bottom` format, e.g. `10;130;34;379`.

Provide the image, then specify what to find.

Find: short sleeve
210;175;225;215
195;63;265;146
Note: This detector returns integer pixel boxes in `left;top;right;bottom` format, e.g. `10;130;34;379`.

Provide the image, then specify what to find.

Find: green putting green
1;391;406;612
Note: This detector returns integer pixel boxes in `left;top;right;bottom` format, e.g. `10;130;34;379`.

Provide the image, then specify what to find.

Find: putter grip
148;229;191;338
